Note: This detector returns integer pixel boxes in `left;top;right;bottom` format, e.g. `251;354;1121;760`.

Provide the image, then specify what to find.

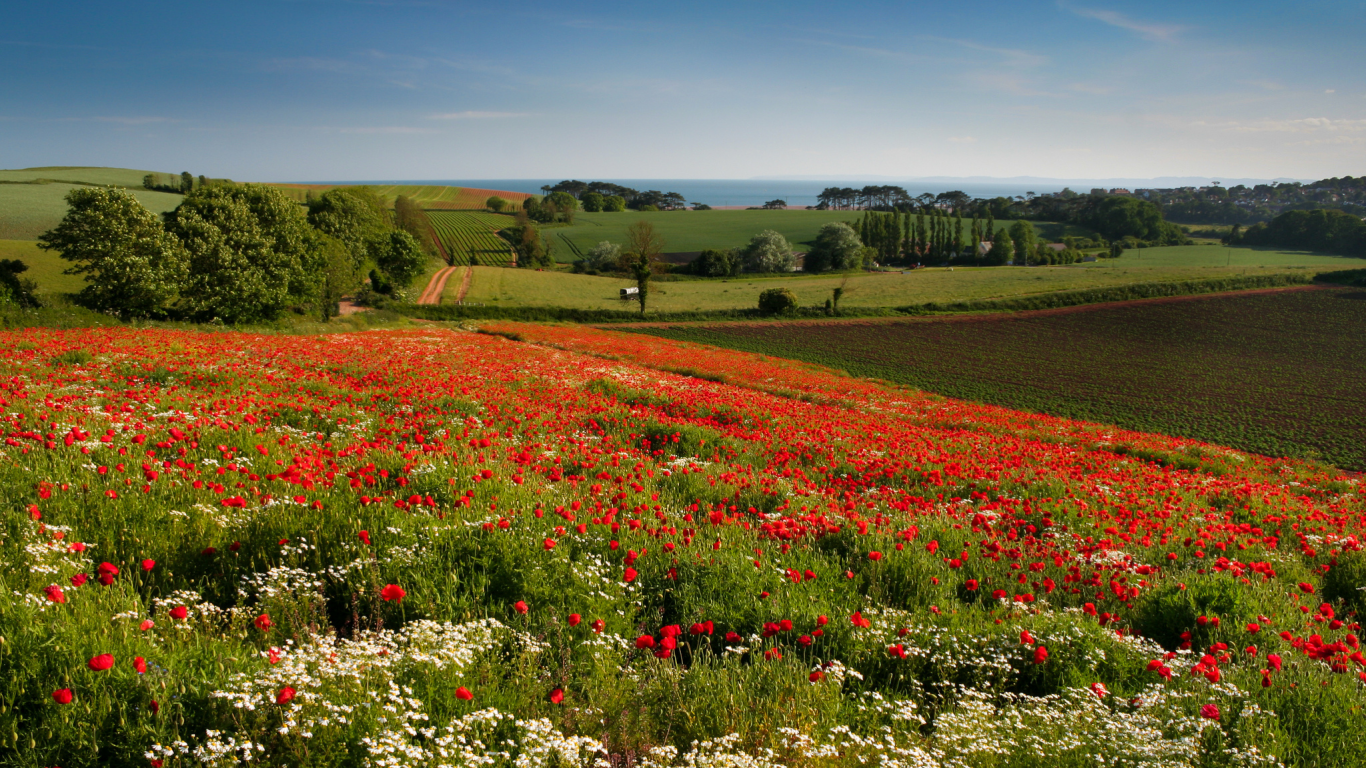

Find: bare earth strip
454;264;474;302
417;266;457;305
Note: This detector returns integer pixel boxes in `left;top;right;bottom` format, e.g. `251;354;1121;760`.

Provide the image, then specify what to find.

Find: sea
289;179;1087;208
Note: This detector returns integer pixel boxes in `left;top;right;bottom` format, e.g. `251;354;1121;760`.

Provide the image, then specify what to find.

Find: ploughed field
623;287;1366;471
2;323;1365;768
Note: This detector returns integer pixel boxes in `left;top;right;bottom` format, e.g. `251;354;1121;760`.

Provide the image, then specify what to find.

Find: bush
757;287;798;315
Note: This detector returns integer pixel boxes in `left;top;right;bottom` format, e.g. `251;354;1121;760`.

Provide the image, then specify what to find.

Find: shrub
757;287;798;315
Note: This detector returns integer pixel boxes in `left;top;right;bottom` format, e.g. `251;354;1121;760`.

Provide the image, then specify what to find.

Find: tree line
142;172;232;194
1226;209;1366;258
38;185;432;323
541;181;688;211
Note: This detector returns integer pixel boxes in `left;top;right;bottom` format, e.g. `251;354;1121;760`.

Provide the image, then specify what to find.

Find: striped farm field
268;183;533;209
429;211;515;266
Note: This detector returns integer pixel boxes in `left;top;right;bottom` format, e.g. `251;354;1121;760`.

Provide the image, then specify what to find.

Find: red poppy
726;631;743;643
97;562;118;576
1200;704;1220;721
1020;630;1035;645
543;538;556;551
635;635;655;649
514;600;529;614
380;584;406;602
359;530;371;546
809;671;824;682
139;619;155;631
623;567;637;583
255;614;273;631
43;585;66;604
868;551;882;561
141;559;155;572
169;606;188;620
568;613;582;626
70;573;88;588
134;656;147;674
88;653;115;671
52;688;73;704
276;686;296;705
549;688;565;704
591;619;605;633
455;686;473;701
1032;646;1049;665
816;615;829;626
1246;622;1261;634
1267;653;1282;671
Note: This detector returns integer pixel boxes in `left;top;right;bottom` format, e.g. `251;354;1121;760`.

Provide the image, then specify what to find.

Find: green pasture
0;166;160;188
549;210;1091;261
0;180;183;241
269;183;467;205
451;246;1354;312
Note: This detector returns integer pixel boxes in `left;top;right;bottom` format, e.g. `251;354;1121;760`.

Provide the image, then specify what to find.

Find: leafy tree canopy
804;222;863;273
741;230;795;273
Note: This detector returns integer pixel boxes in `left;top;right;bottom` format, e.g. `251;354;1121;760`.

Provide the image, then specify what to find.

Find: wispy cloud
332;126;436;134
1193;117;1366;133
428;111;533;120
932;37;1047;68
1067;6;1185;42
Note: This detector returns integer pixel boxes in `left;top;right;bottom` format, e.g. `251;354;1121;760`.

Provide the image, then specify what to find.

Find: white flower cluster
237;565;325;602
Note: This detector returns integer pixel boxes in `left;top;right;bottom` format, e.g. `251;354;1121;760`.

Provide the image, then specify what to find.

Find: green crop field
621;286;1366;470
269;183;533;210
449;246;1353;311
0;166;163;188
0;176;184;241
550;210;1092;261
429;211;516;266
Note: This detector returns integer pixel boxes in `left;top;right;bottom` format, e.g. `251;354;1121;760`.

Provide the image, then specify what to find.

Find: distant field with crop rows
623;286;1366;470
429;211;515;266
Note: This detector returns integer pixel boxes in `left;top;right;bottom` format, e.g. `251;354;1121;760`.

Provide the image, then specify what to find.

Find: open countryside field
269;182;533;209
428;211;516;266
3;323;1365;768
0;182;183;241
551;211;1095;261
0;239;84;294
622;286;1366;470
449;246;1352;311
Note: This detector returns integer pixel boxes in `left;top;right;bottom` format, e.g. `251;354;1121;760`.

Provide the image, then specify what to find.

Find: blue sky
2;0;1362;181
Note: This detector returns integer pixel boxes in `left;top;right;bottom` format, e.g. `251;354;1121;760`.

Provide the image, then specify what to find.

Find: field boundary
396;271;1318;324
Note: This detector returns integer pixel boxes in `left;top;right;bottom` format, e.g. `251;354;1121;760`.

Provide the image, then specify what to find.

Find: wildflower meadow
0;323;1363;768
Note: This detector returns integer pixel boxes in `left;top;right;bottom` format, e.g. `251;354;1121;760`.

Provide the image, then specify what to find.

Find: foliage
689;248;740;277
741;230;795;273
1234;209;1366;258
166;184;322;323
602;195;627;212
374;229;427;288
625;221;664;313
307;188;391;270
1009;220;1037;266
805;222;864;273
486;196;509;212
757;287;799;314
985;230;1014;265
1082;197;1187;246
37;187;187;318
580;192;604;213
393;195;438;259
581;241;621;273
314;234;361;321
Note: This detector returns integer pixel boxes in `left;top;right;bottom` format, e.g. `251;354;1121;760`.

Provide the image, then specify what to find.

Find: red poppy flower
276;686;296;705
1200;704;1220;721
380;584;406;602
1020;630;1035;645
1267;653;1282;672
141;559;155;572
635;635;655;649
52;688;73;704
150;700;160;714
140;619;154;631
255;614;273;631
868;551;882;561
623;567;637;583
1032;646;1049;665
70;573;88;588
134;656;147;674
169;606;188;621
543;538;556;551
568;613;582;626
455;686;473;701
726;632;742;643
1246;622;1261;634
809;671;824;682
88;653;114;671
514;600;529;614
43;585;66;604
549;688;565;704
359;530;371;546
591;619;605;633
816;615;829;626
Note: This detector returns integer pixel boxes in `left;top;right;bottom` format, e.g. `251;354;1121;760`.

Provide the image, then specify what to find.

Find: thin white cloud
428;111;534;120
333;126;437;134
1193;117;1366;133
933;37;1047;68
1067;6;1185;42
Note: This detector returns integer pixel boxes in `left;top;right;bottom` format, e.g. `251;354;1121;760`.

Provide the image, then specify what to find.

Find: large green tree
307;188;391;269
393;195;439;260
166;184;321;323
1008;220;1037;266
984;228;1014;266
38;188;188;318
375;230;427;289
804;222;864;273
741;230;795;273
315;234;361;322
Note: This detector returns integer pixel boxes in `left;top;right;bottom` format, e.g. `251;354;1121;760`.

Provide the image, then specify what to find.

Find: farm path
454;264;473;302
417;266;458;305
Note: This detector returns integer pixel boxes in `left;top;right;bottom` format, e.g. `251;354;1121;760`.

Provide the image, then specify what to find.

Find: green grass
429;211;515;266
0;182;183;241
622;286;1366;470
551;211;1091;260
450;246;1354;312
0;240;83;295
0;166;164;188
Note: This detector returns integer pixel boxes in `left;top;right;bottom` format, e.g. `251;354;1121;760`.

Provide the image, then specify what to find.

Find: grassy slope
0;166;185;241
452;246;1355;312
0;240;83;294
619;287;1366;469
550;211;1093;260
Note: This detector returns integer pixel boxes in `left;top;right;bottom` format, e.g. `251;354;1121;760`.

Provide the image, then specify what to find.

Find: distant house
1110;188;1132;195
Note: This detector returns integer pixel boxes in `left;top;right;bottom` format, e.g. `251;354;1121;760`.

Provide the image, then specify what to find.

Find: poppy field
1;322;1364;768
622;286;1366;471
